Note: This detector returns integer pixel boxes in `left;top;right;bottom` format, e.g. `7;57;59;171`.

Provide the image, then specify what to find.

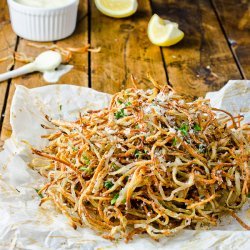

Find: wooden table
0;0;249;145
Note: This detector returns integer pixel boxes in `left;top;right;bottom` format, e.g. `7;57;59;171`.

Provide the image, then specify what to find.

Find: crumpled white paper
0;81;250;250
206;80;250;123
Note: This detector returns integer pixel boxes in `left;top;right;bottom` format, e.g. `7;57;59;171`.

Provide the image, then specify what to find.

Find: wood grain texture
151;0;242;97
0;0;17;145
1;1;88;140
212;0;250;78
90;0;167;94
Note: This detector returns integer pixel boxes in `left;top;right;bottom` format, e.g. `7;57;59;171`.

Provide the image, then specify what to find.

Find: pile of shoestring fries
30;79;250;241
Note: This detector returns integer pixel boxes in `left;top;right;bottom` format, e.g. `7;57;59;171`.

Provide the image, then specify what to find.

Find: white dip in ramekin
7;0;79;42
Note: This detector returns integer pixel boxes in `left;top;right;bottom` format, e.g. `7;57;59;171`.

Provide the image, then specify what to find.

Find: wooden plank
1;1;89;140
90;0;167;94
55;0;89;84
212;0;250;78
151;0;241;97
0;1;18;146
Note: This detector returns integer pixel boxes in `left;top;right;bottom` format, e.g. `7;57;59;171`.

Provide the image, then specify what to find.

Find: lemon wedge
148;14;184;46
94;0;138;18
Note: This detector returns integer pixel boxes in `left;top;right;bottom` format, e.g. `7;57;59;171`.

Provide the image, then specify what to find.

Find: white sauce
43;65;73;83
34;50;62;71
32;50;73;83
15;0;72;8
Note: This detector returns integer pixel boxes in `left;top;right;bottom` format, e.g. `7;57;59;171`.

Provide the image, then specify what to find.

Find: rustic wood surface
0;0;249;143
0;0;17;143
91;0;167;93
212;0;250;78
1;0;88;140
151;0;243;97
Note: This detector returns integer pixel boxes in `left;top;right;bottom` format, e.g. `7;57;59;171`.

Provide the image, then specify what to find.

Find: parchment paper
0;81;249;250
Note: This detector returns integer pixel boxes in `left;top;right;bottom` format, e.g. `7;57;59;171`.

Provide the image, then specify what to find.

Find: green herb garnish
125;102;132;107
172;137;177;146
72;146;78;152
114;109;126;119
135;125;140;129
247;193;250;198
117;99;123;104
104;181;114;189
134;149;147;158
79;166;92;174
59;104;62;111
35;189;43;199
193;123;201;132
82;154;90;165
111;162;119;170
111;193;119;205
79;166;88;171
179;123;189;136
134;149;140;158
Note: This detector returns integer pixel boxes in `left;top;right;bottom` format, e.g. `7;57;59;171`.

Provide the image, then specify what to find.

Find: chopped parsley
104;181;114;189
79;166;92;173
193;123;201;132
134;149;140;158
79;166;88;171
35;189;43;198
125;102;132;107
172;137;177;146
72;146;78;152
114;109;126;119
111;162;119;170
111;193;119;205
135;125;140;129
117;99;123;104
134;149;147;158
82;154;90;165
179;123;189;136
59;104;62;111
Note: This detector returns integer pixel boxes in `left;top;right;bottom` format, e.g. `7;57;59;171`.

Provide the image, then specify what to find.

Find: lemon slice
148;14;184;46
94;0;138;18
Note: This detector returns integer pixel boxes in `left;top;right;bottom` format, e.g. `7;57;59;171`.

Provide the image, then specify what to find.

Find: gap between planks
148;0;170;86
0;36;19;134
88;0;92;88
0;0;20;144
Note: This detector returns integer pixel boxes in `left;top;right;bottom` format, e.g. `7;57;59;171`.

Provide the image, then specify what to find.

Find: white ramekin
7;0;79;42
